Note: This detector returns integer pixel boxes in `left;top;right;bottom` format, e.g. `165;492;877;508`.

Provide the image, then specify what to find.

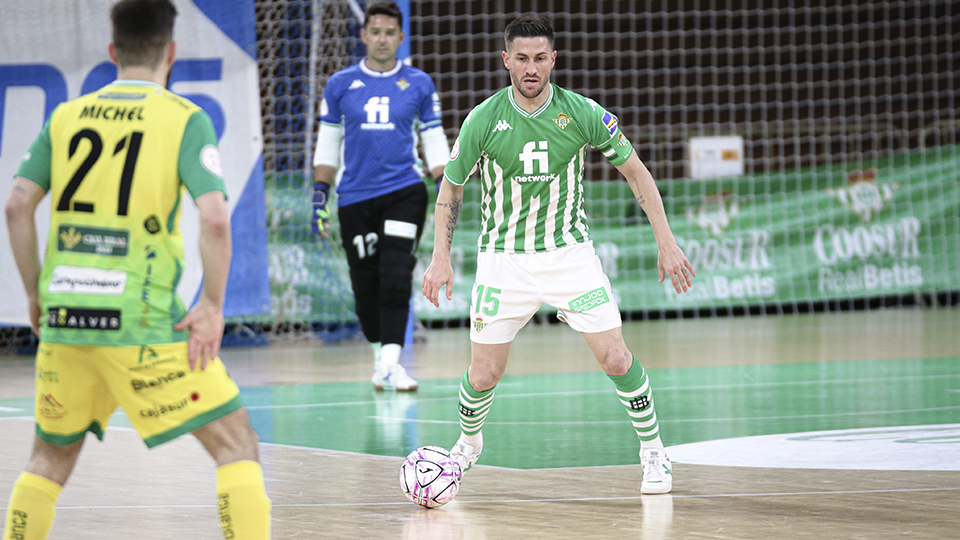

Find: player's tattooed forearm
437;198;462;248
12;184;27;194
637;194;646;207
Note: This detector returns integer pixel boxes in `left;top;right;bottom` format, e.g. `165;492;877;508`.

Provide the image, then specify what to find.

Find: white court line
30;486;960;511
0;407;23;412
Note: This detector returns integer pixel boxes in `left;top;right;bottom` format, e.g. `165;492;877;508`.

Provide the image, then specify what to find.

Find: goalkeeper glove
312;182;331;236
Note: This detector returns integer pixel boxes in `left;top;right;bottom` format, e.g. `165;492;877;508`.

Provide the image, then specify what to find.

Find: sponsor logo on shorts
37;369;59;383
131;371;186;392
139;397;191;418
48;308;121;330
39;394;66;419
129;358;178;372
568;287;610;312
130;345;180;372
57;225;129;256
473;317;487;333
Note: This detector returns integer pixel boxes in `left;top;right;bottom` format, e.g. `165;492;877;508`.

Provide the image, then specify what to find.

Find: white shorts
469;241;622;344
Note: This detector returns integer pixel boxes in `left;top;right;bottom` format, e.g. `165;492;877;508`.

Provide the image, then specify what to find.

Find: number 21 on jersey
58;128;143;216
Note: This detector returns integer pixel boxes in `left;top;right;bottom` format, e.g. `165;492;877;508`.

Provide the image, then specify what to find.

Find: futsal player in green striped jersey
422;15;695;494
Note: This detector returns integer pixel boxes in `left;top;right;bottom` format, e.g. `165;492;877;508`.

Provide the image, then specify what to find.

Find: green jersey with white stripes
444;84;634;253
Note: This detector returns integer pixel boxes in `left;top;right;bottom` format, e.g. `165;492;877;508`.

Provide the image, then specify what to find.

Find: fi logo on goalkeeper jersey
362;97;394;130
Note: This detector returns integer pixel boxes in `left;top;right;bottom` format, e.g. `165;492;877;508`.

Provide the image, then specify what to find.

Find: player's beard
511;71;548;99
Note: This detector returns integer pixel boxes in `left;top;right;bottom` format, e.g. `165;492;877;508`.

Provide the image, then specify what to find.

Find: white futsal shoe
450;436;482;475
640;448;673;494
372;363;418;391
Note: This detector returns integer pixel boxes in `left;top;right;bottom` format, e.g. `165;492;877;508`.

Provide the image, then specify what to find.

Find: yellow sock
3;472;61;540
215;461;271;540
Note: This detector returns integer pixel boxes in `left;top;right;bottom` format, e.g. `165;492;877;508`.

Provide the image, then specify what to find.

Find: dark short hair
364;1;403;28
504;15;554;51
110;0;177;68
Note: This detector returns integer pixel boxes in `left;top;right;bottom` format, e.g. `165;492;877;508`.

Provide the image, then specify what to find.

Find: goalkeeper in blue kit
311;1;449;391
422;15;696;494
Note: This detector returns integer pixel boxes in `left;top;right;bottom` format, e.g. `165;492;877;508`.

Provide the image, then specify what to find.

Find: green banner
259;146;960;325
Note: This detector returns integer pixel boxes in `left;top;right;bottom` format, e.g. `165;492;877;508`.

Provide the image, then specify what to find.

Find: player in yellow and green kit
3;1;270;538
422;15;696;495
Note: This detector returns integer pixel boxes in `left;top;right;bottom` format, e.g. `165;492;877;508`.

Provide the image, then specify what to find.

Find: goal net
7;0;954;352
248;0;958;344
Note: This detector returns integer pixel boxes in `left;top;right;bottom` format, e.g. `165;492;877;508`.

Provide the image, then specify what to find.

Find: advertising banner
409;147;960;319
0;0;269;325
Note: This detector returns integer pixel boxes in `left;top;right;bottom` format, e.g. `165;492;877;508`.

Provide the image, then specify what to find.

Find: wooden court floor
1;307;959;539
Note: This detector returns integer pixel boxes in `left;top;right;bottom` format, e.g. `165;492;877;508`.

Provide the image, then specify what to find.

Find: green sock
607;355;662;445
458;370;495;437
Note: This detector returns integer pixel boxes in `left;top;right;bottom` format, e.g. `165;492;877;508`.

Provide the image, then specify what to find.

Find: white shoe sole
641;482;672;494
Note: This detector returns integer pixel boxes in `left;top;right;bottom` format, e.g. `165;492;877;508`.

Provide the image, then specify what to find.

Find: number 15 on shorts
473;283;501;316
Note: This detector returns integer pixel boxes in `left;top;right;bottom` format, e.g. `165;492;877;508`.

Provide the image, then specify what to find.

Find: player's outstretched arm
422;180;463;307
615;152;696;294
5;177;46;336
175;191;230;370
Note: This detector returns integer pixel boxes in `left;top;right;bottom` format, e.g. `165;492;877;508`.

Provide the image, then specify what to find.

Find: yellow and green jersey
444;84;635;253
15;80;226;346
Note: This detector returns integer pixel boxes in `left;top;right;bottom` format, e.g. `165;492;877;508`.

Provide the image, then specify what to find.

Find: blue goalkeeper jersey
319;59;444;206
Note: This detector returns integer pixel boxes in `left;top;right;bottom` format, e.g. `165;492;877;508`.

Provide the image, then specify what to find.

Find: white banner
0;0;268;326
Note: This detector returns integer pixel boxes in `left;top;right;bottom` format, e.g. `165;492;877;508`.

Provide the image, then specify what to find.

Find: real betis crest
396;78;410;90
553;113;571;129
826;168;899;223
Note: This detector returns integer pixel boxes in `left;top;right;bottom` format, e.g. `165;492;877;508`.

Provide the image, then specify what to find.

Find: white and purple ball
399;446;462;508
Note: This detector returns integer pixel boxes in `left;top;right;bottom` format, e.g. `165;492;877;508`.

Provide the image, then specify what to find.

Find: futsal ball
399;446;462;508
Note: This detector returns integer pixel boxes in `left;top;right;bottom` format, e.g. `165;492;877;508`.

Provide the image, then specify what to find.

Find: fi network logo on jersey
492;120;513;132
516;140;558;183
362;96;394;130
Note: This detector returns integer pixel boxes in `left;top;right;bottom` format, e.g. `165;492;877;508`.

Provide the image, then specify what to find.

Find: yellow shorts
34;341;243;448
